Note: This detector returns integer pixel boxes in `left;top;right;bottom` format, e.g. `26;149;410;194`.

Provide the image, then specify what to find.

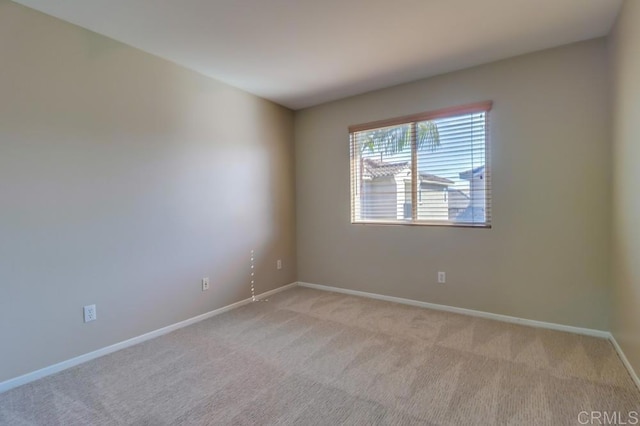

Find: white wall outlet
438;272;446;284
202;277;210;291
276;259;282;270
83;304;96;323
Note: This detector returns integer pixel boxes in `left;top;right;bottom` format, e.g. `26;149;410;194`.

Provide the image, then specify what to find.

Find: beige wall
609;0;640;374
295;39;610;330
0;1;295;382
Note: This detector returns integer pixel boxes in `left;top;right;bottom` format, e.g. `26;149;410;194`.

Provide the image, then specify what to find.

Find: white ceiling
14;0;621;110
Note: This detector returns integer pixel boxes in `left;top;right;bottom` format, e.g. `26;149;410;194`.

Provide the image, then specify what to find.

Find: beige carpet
0;287;638;425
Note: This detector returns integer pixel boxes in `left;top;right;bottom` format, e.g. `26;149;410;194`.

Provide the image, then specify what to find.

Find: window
350;101;492;227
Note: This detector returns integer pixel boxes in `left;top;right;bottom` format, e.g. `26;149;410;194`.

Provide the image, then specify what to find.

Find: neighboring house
360;158;454;221
447;188;470;220
360;158;409;220
456;165;487;222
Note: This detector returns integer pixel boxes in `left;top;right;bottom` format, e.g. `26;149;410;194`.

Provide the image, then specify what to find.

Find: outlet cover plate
84;305;96;323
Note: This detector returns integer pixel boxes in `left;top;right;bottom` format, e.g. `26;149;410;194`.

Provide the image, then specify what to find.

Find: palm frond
416;121;440;152
361;121;439;155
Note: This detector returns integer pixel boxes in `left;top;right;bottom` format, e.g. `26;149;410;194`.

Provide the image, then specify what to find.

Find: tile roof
419;173;454;185
362;158;409;178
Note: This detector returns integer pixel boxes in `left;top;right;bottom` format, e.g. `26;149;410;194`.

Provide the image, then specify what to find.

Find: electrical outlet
276;259;282;270
83;305;96;323
202;277;210;291
438;272;446;284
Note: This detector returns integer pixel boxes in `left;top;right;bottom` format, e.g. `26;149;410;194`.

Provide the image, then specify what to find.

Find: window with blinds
349;101;492;227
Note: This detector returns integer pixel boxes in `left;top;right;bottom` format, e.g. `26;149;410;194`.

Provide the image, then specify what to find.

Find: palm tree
360;121;440;155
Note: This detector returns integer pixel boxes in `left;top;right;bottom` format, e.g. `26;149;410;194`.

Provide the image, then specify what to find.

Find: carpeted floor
1;286;638;425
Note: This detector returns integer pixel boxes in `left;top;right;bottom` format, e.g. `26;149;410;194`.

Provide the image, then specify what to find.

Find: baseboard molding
609;334;640;391
0;282;297;394
297;282;610;339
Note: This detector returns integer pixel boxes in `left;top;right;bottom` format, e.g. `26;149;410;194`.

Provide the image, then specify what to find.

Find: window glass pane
352;124;412;222
415;112;487;224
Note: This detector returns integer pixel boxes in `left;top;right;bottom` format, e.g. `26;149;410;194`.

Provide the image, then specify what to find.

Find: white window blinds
350;101;492;227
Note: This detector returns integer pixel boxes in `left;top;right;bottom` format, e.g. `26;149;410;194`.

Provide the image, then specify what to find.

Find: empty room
1;0;639;424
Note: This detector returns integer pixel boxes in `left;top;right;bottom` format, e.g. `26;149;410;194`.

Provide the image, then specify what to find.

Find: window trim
349;101;493;228
348;101;493;133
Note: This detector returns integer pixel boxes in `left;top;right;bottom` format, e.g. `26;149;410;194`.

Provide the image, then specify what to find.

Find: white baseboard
297;281;640;390
0;282;297;394
609;334;640;391
297;282;610;338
